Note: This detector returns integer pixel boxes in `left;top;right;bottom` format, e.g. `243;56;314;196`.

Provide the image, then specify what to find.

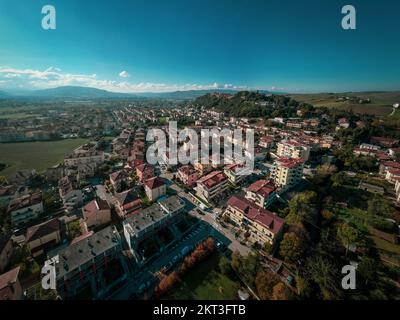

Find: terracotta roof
145;177;165;190
197;170;227;189
0;267;20;300
26;218;60;243
276;157;304;169
227;195;283;234
8;192;42;212
246;180;277;198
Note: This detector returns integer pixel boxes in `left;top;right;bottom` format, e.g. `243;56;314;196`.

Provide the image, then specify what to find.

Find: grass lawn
0;138;88;176
164;252;240;300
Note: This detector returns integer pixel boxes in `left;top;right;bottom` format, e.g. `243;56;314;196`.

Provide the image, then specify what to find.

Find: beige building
82;198;111;229
25;218;61;257
277;140;310;161
196;170;228;203
144;177;166;202
226;195;283;245
245;180;277;209
8;192;43;227
271;157;304;190
64;144;104;167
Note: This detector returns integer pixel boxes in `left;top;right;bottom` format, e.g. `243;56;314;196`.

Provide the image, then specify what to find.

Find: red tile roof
227;195;283;234
276;157;304;169
0;267;20;300
26;218;60;243
246;180;277;198
197;170;227;189
145;177;165;190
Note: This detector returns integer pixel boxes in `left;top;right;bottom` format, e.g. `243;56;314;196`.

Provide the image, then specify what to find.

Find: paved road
161;173;250;256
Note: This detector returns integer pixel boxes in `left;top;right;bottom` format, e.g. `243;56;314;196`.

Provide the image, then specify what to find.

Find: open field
0;138;88;176
0;112;41;120
164;252;240;300
289;91;400;116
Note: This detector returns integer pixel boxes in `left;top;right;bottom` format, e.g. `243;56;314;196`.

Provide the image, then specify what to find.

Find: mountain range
0;86;252;100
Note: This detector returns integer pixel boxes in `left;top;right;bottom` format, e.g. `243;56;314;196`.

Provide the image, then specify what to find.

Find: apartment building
245;179;277;209
223;163;248;185
64;144;104;167
276;139;310;161
271;157;304;190
177;165;199;187
196;170;228;203
123;196;185;260
47;226;127;299
58;174;83;213
226;195;283;245
8;192;43;227
115;188;142;219
144;177;166;202
136;163;154;183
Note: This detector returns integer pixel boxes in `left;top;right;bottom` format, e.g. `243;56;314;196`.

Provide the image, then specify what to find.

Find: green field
164;253;240;300
0;139;88;177
289;91;400;116
0;112;41;120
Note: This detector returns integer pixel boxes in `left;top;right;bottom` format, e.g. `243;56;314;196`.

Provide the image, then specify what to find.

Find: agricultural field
0;138;88;177
289;91;400;116
164;252;240;300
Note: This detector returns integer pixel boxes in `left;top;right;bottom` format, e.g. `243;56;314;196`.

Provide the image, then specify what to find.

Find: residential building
136;163;154;183
109;170;131;190
277;140;310;161
223;163;248;185
271;157;304;190
245;180;277;209
226;195;283;245
123;196;185;259
177;165;199;187
144;177;166;202
64;144;104;167
82;198;111;229
25;218;61;257
115;188;142;219
8;192;43;227
0;235;13;273
0;267;23;300
47;226;127;299
58;174;83;213
196;170;228;203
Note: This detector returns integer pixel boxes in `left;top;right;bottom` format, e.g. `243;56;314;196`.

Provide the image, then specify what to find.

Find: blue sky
0;0;399;93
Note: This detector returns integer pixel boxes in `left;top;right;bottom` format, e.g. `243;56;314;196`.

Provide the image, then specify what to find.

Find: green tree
279;232;304;262
337;223;360;256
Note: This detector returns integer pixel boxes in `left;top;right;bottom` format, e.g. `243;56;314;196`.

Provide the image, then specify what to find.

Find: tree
218;257;232;275
231;250;242;272
337;223;360;256
279;232;304;263
272;282;292;300
255;270;280;300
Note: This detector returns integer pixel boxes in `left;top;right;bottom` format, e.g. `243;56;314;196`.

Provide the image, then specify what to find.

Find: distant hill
194;91;304;117
26;86;136;99
0;90;8;98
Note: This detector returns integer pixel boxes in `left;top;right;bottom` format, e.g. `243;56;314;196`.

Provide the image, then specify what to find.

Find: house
82;198;111;229
259;136;275;149
277;140;310;161
193;161;213;176
226;195;284;245
245;180;277;209
109;170;131;190
223;163;248;185
196;170;228;203
0;267;23;300
136;163;154;183
8;192;43;227
144;177;166;202
271;157;304;190
371;136;399;148
115;188;142;219
46;226;127;299
123;196;185;261
0;235;13;273
177;165;199;187
25;218;61;257
58;174;83;213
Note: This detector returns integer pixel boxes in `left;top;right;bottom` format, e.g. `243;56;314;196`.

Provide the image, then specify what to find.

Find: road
161;172;250;256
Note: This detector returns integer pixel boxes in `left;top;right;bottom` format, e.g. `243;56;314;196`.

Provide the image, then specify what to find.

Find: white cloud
119;70;130;78
0;66;250;93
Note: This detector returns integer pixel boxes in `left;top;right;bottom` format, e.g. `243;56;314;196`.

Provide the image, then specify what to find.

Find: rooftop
8;192;42;212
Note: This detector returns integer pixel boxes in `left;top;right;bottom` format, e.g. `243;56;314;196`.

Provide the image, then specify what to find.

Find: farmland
0;138;88;176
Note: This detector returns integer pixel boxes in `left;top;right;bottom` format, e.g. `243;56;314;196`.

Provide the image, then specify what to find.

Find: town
0;89;399;300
